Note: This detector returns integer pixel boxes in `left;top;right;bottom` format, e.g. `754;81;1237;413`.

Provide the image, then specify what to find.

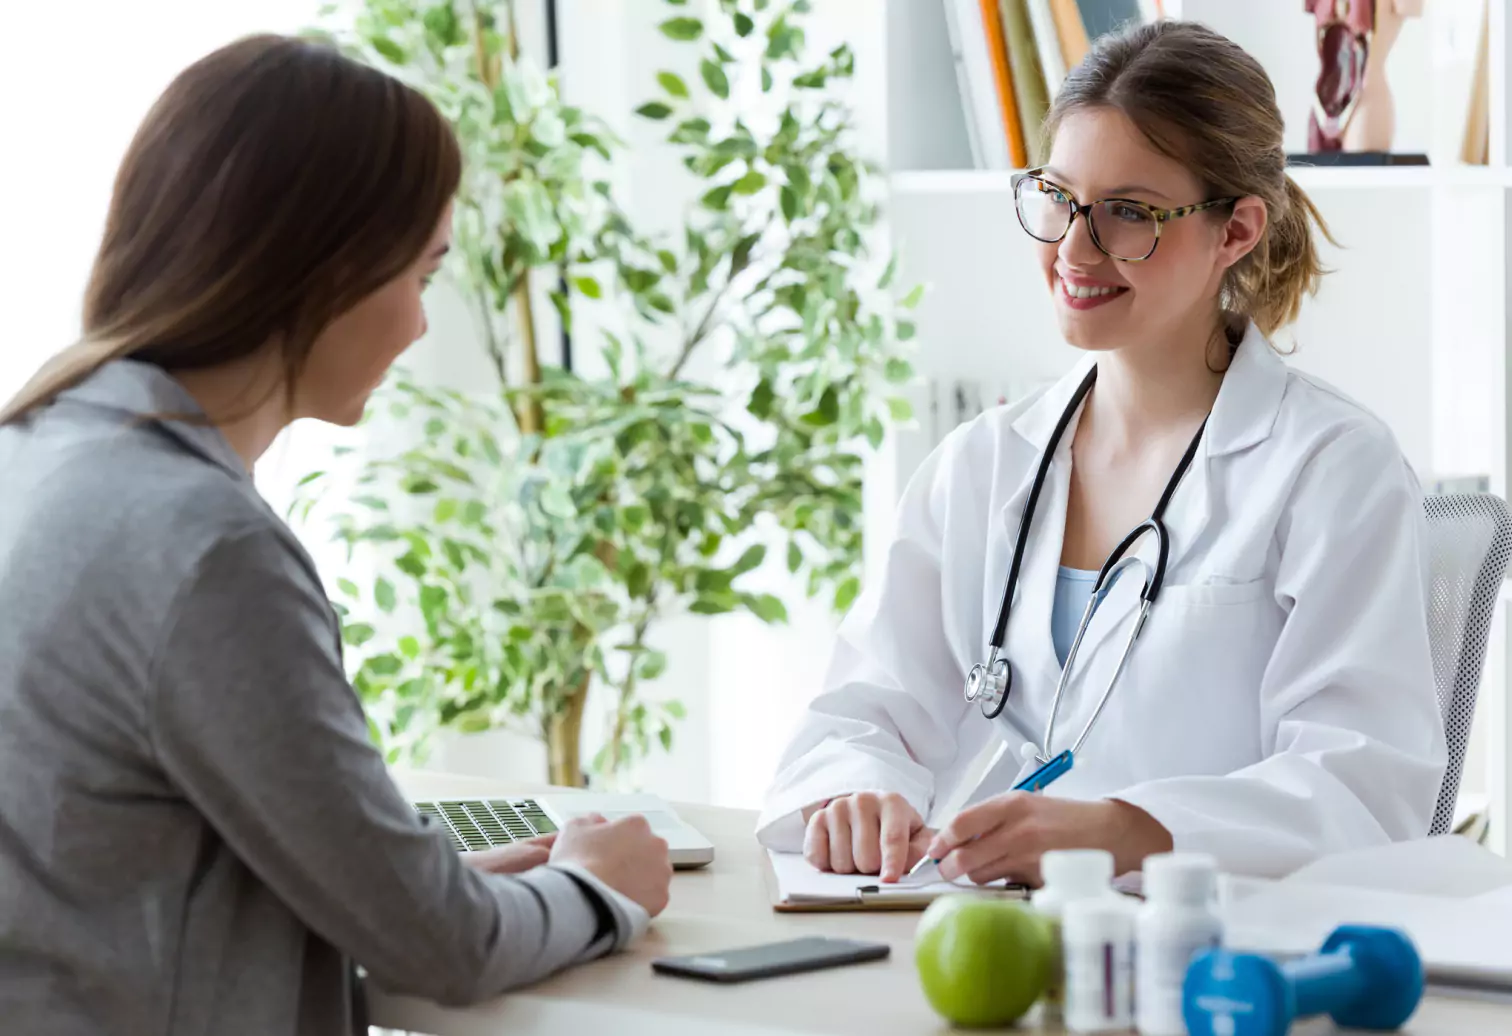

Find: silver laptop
412;791;715;868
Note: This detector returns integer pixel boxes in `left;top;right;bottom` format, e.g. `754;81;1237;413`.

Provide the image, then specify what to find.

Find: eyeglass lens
1015;178;1158;261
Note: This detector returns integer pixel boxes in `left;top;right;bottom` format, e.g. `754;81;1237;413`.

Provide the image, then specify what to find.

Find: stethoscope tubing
971;363;1211;762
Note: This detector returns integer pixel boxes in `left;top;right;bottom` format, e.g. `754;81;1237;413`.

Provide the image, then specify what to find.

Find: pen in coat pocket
902;749;1076;880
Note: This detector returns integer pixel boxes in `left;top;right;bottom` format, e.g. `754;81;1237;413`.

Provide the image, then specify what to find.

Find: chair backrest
1423;493;1512;835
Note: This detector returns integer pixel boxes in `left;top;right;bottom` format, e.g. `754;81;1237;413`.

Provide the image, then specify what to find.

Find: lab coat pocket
1100;577;1278;782
1157;578;1268;609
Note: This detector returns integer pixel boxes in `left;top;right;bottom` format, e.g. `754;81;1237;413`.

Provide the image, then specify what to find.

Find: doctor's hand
803;792;934;883
927;794;1172;886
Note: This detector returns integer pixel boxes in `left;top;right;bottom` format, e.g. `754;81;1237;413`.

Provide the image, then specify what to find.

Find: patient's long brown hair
0;33;461;424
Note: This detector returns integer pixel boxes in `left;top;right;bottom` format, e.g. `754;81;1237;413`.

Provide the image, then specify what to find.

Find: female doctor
755;20;1446;885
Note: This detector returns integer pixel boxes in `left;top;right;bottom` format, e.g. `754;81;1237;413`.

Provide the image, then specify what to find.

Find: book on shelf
1001;0;1051;167
942;0;1016;170
1075;0;1144;41
979;0;1028;168
1026;0;1067;97
937;0;1160;173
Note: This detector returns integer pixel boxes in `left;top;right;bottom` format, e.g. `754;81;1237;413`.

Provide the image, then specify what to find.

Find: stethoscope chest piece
966;649;1011;718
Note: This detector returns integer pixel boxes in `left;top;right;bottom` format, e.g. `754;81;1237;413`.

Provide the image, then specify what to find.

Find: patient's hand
803;792;934;884
463;833;557;875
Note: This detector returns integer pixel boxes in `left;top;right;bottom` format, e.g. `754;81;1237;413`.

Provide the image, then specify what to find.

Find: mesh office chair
1424;493;1512;836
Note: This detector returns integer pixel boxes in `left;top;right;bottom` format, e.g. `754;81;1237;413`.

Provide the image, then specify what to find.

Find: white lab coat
756;323;1447;878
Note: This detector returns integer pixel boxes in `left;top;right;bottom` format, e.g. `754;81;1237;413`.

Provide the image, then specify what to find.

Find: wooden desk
377;770;1512;1036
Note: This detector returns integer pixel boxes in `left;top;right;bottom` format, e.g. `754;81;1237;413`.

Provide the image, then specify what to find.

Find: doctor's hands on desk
804;792;1172;885
803;793;935;883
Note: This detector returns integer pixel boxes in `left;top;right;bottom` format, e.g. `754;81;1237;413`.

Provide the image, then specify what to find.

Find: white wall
0;0;321;401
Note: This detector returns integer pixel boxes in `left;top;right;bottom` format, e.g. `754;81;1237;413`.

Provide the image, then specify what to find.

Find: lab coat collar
1202;321;1288;458
55;359;251;481
1008;320;1287;460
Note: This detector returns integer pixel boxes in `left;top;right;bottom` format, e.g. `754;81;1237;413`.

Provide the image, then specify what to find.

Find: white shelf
890;166;1512;198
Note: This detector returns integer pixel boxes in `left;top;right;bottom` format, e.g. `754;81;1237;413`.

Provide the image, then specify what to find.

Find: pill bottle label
1135;933;1219;1036
1065;937;1133;1033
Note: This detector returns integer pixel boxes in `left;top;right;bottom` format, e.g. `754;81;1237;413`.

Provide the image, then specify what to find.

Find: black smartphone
651;935;891;983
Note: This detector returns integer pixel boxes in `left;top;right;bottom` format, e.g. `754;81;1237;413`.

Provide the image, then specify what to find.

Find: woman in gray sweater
0;33;672;1036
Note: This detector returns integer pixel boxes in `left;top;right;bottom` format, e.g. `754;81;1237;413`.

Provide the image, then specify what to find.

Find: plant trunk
545;675;590;787
514;277;545;434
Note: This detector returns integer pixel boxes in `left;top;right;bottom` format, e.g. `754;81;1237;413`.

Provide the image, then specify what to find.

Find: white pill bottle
1062;897;1137;1033
1134;852;1223;1036
1030;849;1121;1018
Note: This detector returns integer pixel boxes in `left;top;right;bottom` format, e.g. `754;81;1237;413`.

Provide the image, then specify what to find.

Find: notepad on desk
764;850;1028;912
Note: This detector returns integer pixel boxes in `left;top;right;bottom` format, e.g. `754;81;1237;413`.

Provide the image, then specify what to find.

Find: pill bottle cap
1042;849;1114;892
1142;852;1218;905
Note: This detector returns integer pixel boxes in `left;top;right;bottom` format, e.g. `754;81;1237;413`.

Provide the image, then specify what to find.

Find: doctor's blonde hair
1045;20;1334;338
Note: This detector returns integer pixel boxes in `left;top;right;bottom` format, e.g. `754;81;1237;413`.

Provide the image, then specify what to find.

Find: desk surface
377;770;1512;1036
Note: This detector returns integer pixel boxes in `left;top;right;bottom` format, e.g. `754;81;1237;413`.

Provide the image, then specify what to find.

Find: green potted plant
294;0;920;787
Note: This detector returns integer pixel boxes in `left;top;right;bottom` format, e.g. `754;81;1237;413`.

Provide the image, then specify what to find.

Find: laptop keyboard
413;799;558;852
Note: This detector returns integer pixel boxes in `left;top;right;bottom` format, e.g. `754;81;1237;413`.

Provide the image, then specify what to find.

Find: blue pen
904;750;1076;878
1012;749;1075;793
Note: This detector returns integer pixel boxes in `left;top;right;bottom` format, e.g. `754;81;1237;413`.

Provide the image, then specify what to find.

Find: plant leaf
659;16;703;40
700;59;730;99
637;650;668;681
370;35;406;63
835;576;861;613
367;653;403;676
780;185;799;221
635;101;673;121
733;544;766;574
375;577;397;613
657;70;690;98
733;169;767;195
734;12;754;36
573;275;602;299
701;184;733;211
746;593;789;624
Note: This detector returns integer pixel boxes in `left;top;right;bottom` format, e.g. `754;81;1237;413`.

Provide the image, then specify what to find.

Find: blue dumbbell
1183;925;1423;1036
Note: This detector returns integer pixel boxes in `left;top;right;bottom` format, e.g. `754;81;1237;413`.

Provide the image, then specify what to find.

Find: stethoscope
963;364;1208;787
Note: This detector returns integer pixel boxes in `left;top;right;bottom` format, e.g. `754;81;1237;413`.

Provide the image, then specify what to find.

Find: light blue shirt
1053;566;1099;667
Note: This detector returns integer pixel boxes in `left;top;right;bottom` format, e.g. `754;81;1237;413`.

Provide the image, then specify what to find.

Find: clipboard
762;849;1030;913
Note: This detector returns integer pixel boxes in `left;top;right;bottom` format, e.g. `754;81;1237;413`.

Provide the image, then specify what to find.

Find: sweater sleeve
148;526;646;1005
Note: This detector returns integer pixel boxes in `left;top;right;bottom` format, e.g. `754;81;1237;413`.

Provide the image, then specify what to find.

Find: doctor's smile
1055;271;1129;311
757;20;1447;893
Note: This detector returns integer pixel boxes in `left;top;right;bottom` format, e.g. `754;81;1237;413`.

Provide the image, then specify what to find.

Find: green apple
914;894;1051;1028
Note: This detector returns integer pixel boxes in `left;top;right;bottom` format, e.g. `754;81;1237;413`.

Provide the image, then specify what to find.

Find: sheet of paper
766;850;992;902
1220;877;1512;989
1277;835;1512;899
